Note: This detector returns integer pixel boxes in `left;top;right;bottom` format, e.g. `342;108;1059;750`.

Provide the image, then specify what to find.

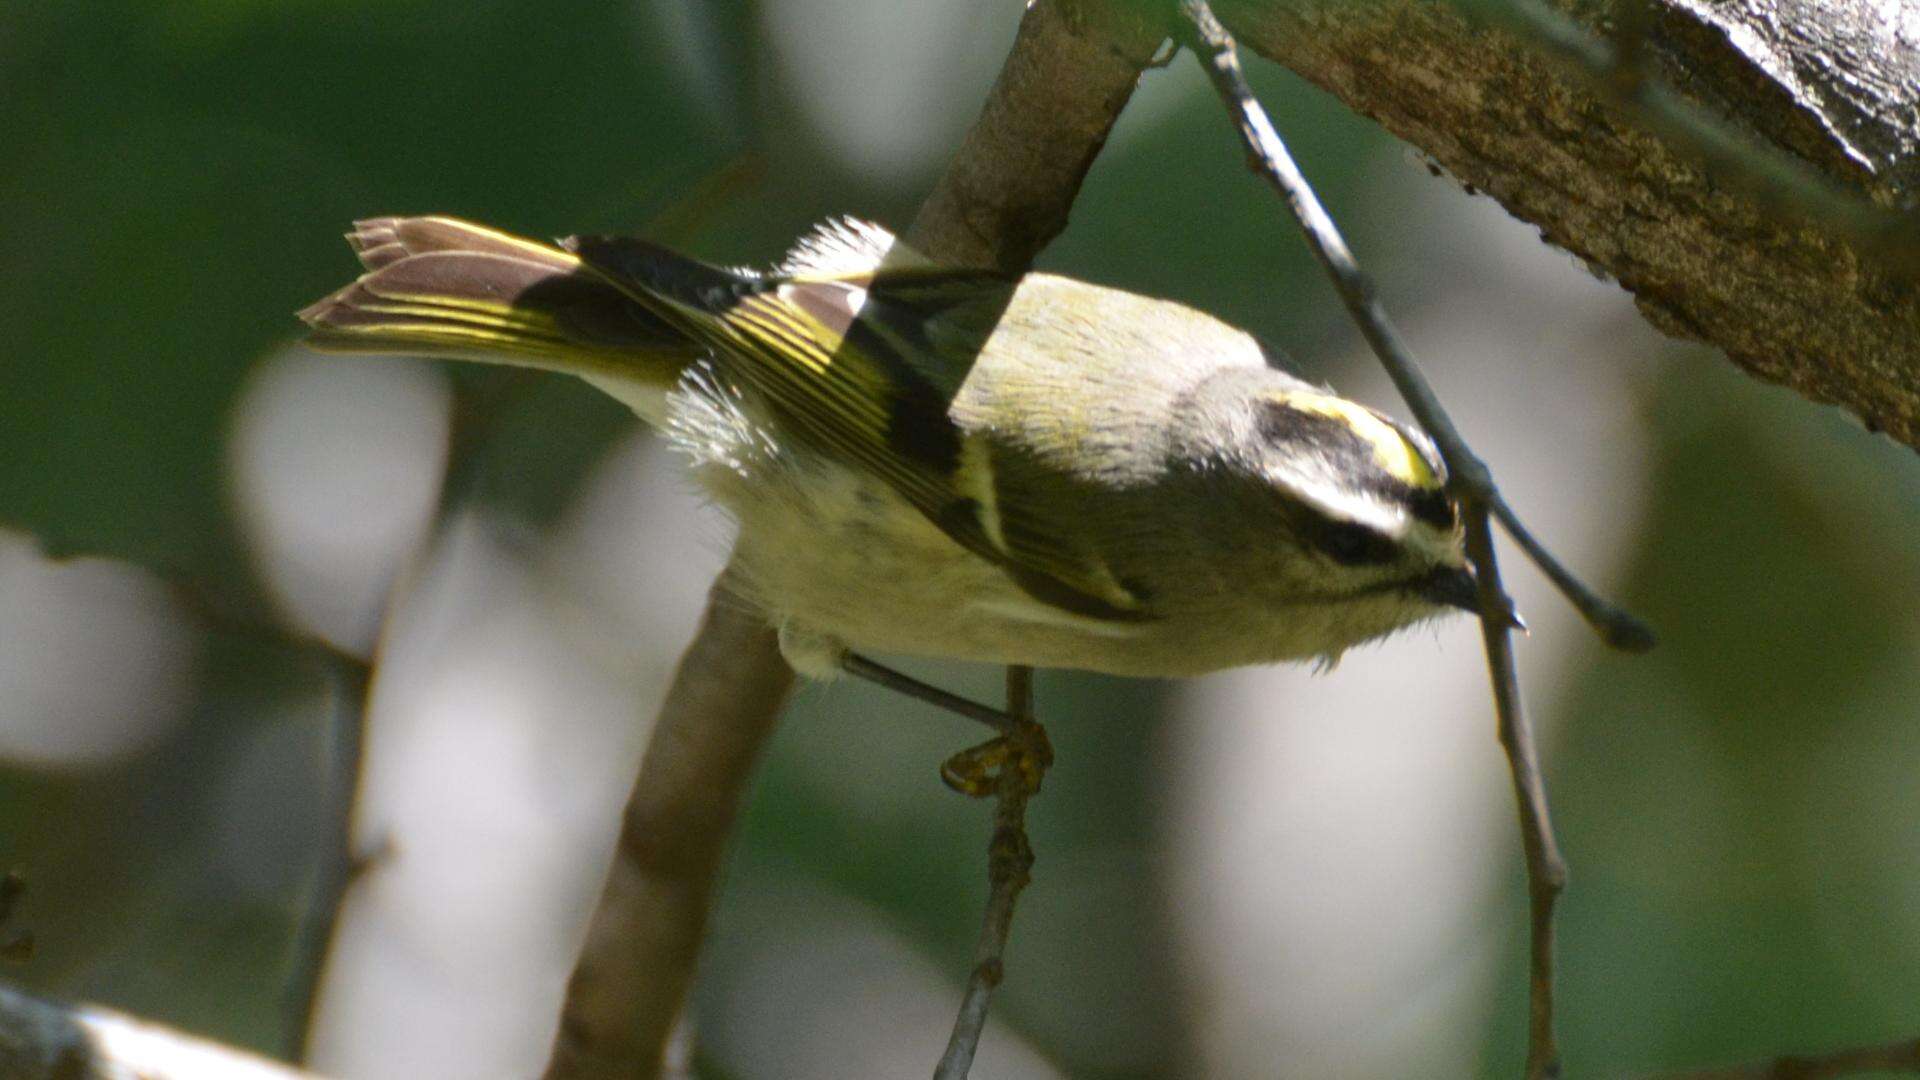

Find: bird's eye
1318;520;1397;566
1407;487;1458;531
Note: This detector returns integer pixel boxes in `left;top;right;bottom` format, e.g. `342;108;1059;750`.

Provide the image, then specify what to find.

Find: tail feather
346;216;582;271
298;216;696;402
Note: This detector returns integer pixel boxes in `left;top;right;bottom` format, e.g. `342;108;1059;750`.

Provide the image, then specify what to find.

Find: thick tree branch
1212;0;1920;449
0;981;319;1080
543;4;1164;1076
907;0;1168;272
543;571;793;1080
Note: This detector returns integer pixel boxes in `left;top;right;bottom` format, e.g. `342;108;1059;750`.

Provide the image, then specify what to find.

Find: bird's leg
838;653;1016;734
838;654;1052;798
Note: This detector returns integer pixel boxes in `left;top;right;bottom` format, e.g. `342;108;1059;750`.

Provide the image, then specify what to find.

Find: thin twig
643;153;770;250
13;535;379;1061
1179;0;1651;654
11;531;379;1056
1646;1036;1920;1079
934;666;1047;1080
1;869;32;963
1486;493;1654;652
284;653;373;1063
1179;2;1588;1075
153;566;367;673
287;369;536;1060
1464;516;1565;1079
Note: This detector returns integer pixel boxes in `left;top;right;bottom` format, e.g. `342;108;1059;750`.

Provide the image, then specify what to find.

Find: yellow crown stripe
1278;393;1437;488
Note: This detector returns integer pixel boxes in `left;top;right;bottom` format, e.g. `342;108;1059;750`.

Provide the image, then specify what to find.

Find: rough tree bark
1215;0;1920;449
907;0;1168;269
543;575;794;1080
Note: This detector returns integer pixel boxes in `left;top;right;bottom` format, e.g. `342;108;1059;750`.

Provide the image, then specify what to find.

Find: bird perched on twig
300;215;1476;683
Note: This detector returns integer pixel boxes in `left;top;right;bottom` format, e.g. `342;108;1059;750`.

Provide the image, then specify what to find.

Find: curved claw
940;722;1053;799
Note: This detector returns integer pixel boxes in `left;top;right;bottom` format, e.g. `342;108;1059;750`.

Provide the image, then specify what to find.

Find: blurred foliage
2;2;1916;1079
0;0;741;1057
1537;379;1920;1077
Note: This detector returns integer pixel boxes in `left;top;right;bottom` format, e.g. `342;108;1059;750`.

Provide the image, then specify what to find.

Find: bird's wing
563;233;1151;622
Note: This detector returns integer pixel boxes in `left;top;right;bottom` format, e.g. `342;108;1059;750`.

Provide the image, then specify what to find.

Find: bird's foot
940;718;1053;799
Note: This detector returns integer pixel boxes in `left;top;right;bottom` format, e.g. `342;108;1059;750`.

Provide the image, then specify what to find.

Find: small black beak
1419;565;1526;631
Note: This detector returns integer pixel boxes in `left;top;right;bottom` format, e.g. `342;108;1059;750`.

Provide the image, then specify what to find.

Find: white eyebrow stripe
1275;466;1410;538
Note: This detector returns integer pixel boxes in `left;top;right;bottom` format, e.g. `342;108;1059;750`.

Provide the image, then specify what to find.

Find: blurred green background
3;2;1918;1078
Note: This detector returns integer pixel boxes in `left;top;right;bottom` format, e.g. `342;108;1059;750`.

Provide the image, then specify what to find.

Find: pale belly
716;460;1434;680
664;370;1441;679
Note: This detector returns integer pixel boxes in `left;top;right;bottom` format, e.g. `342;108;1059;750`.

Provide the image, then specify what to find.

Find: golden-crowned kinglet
300;216;1475;679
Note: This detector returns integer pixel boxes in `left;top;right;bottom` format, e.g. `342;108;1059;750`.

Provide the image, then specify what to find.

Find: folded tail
298;217;703;416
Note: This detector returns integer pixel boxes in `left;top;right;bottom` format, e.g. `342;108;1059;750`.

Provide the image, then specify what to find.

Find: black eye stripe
1394;483;1458;530
1309;517;1401;566
1257;401;1376;465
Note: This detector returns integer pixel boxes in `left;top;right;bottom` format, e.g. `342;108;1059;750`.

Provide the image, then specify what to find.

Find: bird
298;215;1476;689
